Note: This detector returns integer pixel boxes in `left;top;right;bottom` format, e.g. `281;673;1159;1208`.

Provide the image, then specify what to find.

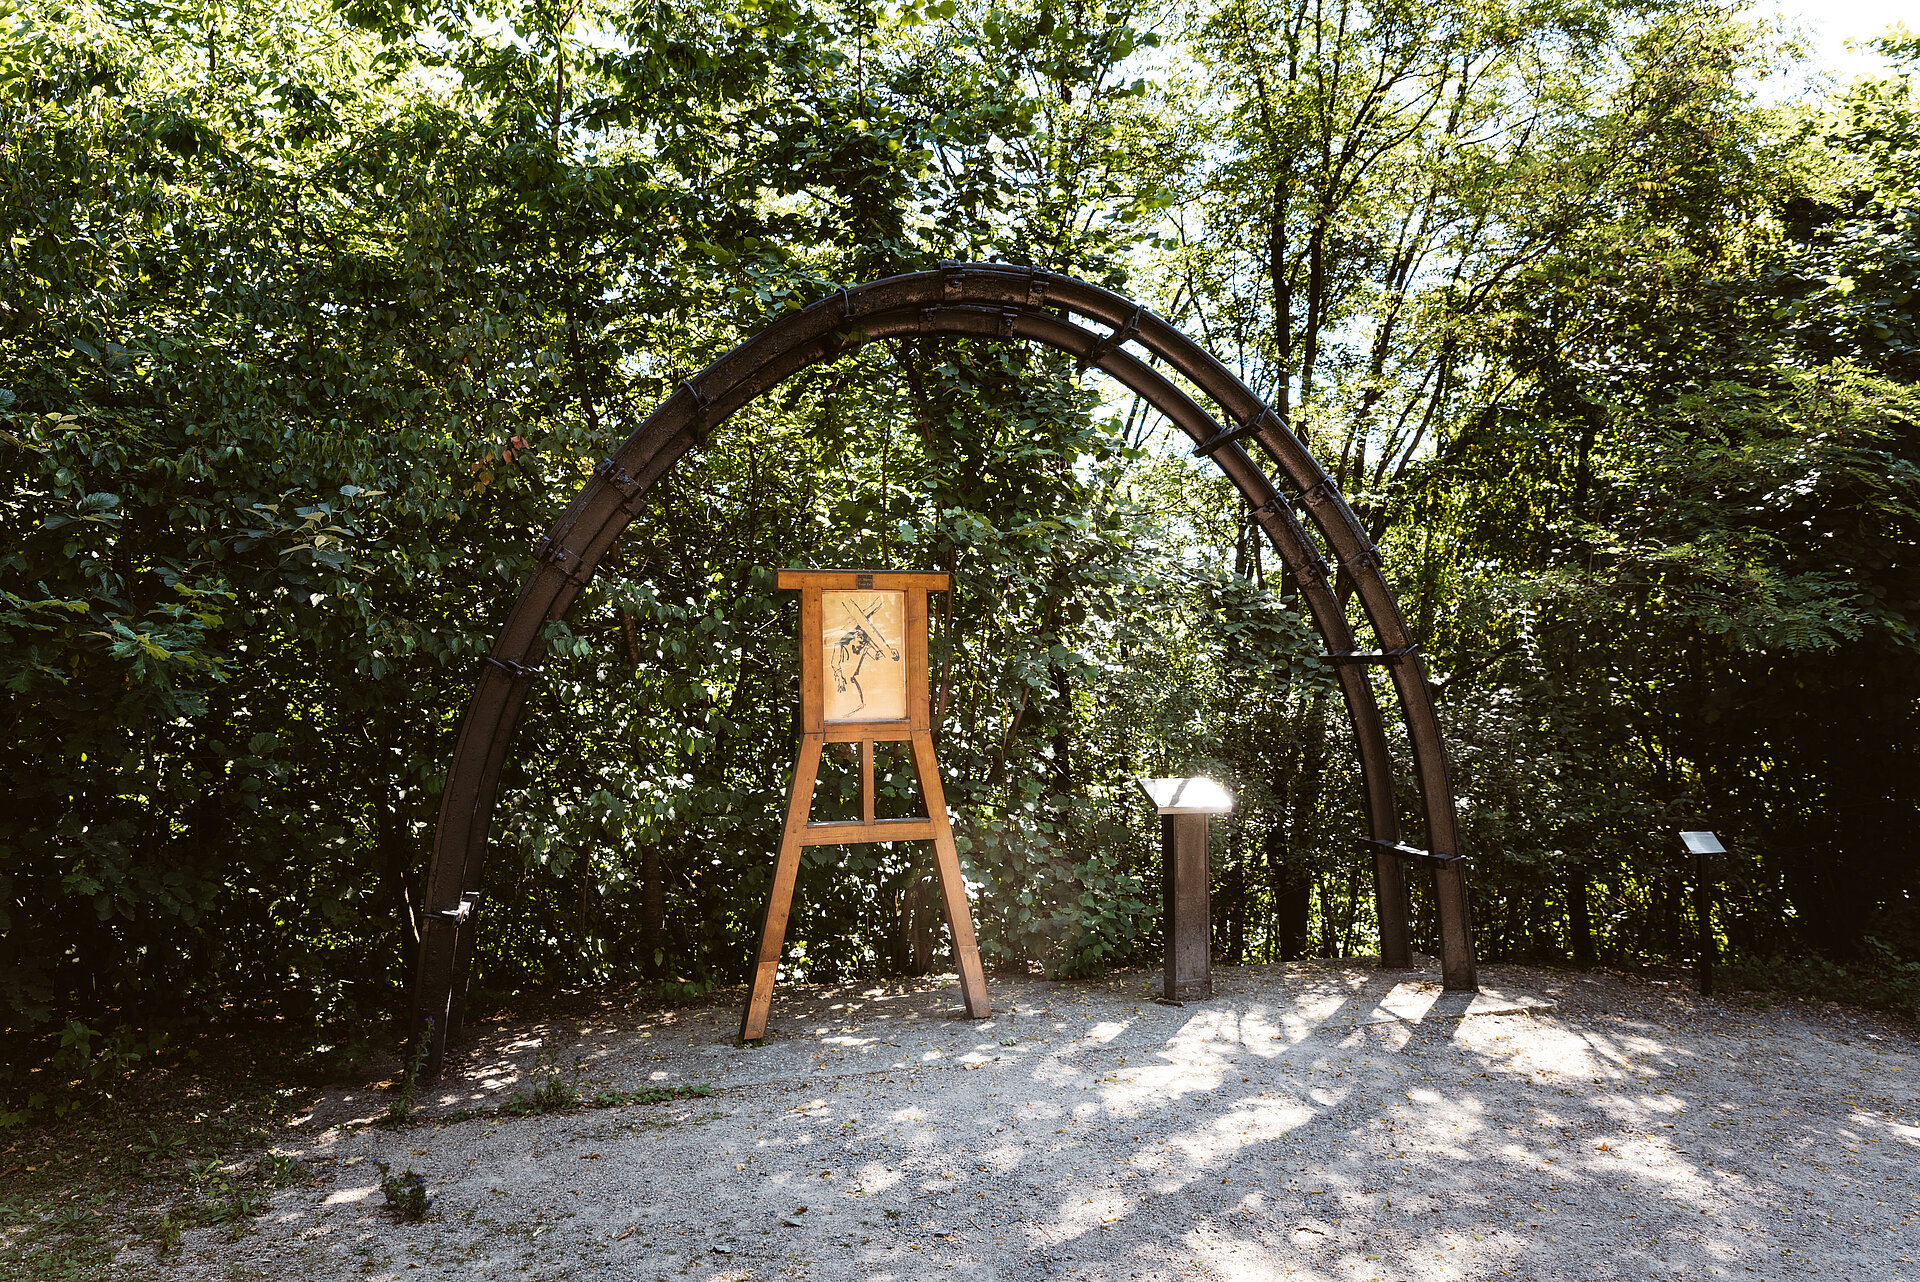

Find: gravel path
128;961;1919;1281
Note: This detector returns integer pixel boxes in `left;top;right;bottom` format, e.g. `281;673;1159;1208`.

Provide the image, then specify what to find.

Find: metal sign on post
1135;777;1233;1004
1679;831;1724;997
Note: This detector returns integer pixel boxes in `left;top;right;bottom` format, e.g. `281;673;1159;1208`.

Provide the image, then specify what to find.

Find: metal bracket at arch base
409;262;1477;1083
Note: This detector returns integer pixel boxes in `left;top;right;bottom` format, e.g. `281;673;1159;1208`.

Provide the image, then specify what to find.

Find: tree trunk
1221;822;1246;966
1266;821;1312;961
1048;664;1072;798
375;795;421;979
898;873;937;976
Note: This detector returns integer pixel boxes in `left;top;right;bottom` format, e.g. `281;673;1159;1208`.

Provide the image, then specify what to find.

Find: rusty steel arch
412;262;1477;1077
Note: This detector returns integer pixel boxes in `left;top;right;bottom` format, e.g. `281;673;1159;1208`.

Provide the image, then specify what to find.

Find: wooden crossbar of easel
740;571;990;1044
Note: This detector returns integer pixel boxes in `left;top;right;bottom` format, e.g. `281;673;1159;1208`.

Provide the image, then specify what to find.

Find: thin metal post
1680;831;1724;998
1695;845;1714;997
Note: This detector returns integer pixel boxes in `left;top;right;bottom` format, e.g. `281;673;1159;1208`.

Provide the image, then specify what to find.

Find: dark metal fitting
1196;406;1283;457
1025;268;1052;308
1326;645;1420;665
997;307;1019;339
837;287;854;321
533;536;595;589
1192;425;1251;457
1298;477;1339;507
430;891;483;923
1075;306;1143;374
482;655;541;681
1367;838;1463;866
597;457;642;498
1300;558;1331;584
941;263;968;301
1349;545;1384;572
1248;495;1283;518
678;379;711;440
920;306;941;333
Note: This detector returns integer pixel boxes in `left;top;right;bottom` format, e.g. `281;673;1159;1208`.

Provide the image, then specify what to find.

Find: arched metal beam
412;263;1476;1078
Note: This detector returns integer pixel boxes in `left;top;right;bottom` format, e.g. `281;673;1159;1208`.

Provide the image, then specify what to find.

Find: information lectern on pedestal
1135;777;1233;1004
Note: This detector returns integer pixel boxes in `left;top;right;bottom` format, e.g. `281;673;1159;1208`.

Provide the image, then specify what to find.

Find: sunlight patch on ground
161;964;1917;1282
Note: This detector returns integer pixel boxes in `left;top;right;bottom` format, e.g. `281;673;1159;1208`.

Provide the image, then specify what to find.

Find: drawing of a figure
829;594;901;714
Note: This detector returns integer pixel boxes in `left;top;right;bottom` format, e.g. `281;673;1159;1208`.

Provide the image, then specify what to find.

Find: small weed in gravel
149;1158;276;1256
374;1023;434;1130
260;1151;310;1188
375;1161;432;1222
513;1047;585;1113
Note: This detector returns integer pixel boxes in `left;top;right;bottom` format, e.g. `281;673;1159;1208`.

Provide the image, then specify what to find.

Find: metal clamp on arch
481;655;542;682
597;457;645;509
1075;306;1143;374
1327;645;1421;666
1345;545;1384;573
1194;406;1284;458
1368;838;1464;867
430;891;483;923
1296;477;1339;508
677;379;712;443
1024;267;1054;308
940;261;974;301
1249;494;1332;584
1295;476;1380;560
532;535;595;590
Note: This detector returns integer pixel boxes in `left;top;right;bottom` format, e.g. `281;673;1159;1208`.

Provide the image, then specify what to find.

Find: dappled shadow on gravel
137;961;1920;1281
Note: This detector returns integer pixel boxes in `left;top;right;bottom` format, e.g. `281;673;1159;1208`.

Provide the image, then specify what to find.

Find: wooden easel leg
741;735;824;1042
908;731;991;1018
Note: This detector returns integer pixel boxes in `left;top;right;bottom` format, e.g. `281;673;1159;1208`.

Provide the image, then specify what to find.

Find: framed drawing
740;570;990;1042
821;588;907;722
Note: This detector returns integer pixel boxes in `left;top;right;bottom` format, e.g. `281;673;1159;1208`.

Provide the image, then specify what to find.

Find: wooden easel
740;569;991;1043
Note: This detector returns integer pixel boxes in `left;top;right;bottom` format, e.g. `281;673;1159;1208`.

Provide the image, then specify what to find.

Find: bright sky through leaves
1762;0;1914;87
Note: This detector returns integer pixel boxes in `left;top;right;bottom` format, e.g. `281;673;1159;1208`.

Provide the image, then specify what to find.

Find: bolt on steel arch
412;262;1477;1078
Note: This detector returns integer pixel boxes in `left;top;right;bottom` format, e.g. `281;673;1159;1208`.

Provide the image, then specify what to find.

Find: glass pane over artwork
821;589;907;722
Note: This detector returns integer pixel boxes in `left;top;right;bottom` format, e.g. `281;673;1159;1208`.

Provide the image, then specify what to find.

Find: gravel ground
124;960;1919;1281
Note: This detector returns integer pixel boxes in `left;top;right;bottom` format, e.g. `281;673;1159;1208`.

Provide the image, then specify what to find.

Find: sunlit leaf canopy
3;0;1918;1083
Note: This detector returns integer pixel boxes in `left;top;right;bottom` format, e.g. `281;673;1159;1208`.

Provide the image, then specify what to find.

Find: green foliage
0;1036;312;1279
153;1157;276;1251
590;1081;717;1108
1724;939;1920;1024
375;1161;431;1222
375;1025;434;1129
3;0;1919;1081
514;1046;586;1114
0;1021;180;1127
